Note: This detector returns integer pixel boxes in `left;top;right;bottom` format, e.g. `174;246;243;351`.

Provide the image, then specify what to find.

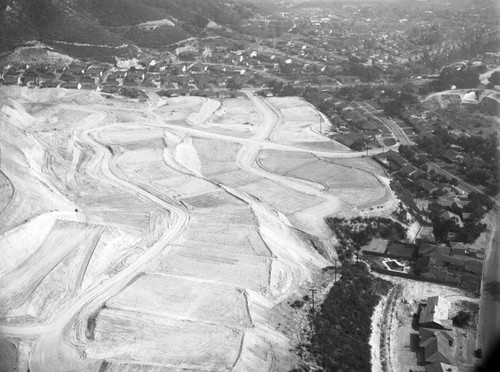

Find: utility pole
333;259;338;281
310;288;317;315
322;344;326;371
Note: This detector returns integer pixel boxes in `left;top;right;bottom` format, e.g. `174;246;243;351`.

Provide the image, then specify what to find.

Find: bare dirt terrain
0;87;396;371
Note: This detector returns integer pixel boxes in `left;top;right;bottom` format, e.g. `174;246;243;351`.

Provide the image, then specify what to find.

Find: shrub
291;300;305;309
452;310;471;327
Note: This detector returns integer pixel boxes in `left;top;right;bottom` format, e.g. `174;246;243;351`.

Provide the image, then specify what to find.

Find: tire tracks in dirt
28;106;190;372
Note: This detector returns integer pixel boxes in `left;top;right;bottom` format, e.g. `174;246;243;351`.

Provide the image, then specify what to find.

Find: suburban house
385;242;418;260
449;242;468;256
425;362;458;372
414;243;483;290
419;296;451;329
416;296;458;369
415;179;439;194
418;227;437;244
419;328;454;365
399;164;425;179
440;149;462;164
373;150;408;170
100;85;120;94
439;211;464;228
438;254;483;276
385;150;408;169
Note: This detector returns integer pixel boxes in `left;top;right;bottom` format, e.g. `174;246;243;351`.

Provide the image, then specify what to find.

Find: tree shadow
484;281;500;301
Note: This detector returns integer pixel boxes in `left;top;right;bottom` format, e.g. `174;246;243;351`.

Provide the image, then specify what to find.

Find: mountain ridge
0;0;257;55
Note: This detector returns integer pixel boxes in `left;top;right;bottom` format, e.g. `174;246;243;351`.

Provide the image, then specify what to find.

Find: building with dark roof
385;150;408;169
419;328;454;365
439;211;463;228
372;149;409;170
415;179;439;194
399;164;425;179
385;242;418;260
449;242;468;256
440;149;461;164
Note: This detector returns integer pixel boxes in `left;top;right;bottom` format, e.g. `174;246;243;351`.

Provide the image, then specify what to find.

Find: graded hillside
0;86;394;371
4;44;76;64
266;96;350;151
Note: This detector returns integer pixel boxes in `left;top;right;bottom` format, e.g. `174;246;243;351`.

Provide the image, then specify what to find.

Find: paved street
478;206;500;356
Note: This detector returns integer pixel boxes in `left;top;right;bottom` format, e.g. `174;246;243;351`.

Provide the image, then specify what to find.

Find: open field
207;97;263;137
258;149;393;212
89;308;244;369
153;96;204;123
0;86;394;371
106;274;253;327
266;96;350;151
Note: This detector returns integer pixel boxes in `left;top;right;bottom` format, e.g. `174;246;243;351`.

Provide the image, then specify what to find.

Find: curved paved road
479;205;500;356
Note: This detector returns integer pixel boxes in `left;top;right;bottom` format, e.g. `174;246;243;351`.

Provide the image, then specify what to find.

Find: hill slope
0;0;256;53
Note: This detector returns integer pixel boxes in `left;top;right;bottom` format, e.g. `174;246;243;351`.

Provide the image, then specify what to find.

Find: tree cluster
326;217;407;260
427;199;489;244
437;64;480;90
488;71;500;85
306;262;391;372
414;129;498;195
118;87;147;99
226;76;242;91
348;62;380;82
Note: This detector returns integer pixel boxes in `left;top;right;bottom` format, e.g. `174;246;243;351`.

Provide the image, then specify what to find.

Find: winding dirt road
27;107;190;372
0;88;395;371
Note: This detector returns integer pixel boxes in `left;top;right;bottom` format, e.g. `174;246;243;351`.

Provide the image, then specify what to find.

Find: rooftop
419;296;450;328
419;328;454;364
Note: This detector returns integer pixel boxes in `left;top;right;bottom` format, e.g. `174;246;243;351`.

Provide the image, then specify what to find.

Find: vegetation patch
426;193;491;243
295;262;391;372
326;216;407;260
291;220;399;371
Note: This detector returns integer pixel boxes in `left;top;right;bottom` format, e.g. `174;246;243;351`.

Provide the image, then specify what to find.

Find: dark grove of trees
264;79;304;97
226;76;242;91
415;130;498;195
430;64;480;91
307;261;391;372
348;61;380;82
489;71;500;85
427;198;490;244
